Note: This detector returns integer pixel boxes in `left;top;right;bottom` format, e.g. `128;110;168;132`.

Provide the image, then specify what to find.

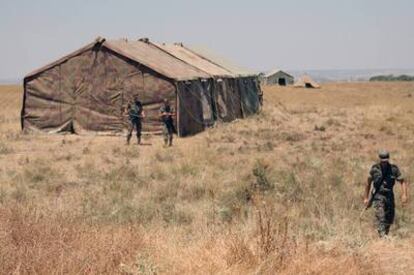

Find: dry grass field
0;82;413;274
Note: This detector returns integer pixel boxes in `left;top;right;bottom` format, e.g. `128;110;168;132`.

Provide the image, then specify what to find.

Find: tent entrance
305;83;313;88
278;78;286;86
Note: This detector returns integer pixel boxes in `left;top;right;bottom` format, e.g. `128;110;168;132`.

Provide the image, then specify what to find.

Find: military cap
378;150;390;160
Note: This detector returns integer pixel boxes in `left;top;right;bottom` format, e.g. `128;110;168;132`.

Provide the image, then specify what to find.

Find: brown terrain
0;82;413;274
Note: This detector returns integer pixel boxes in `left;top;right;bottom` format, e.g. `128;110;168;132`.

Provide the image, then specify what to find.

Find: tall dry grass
0;82;413;274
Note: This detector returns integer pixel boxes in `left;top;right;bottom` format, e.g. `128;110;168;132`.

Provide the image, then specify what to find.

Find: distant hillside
0;78;20;85
288;69;414;83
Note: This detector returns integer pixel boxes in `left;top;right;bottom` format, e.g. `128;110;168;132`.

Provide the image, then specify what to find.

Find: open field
0;82;414;274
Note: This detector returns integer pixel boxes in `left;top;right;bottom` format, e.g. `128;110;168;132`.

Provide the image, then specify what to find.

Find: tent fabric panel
22;94;73;132
239;77;261;117
214;80;229;121
119;65;176;134
214;79;242;122
227;79;243;119
24;40;100;79
23;64;73;132
23;119;73;134
139;71;176;133
177;81;205;137
71;48;177;134
71;49;125;134
199;80;215;127
103;49;176;134
25;64;71;104
137;100;176;134
23;47;177;135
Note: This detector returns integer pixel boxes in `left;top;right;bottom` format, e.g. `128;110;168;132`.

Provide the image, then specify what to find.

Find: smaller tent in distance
264;69;294;86
294;75;320;88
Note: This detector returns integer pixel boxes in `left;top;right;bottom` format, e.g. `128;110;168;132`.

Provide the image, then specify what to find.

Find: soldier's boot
168;135;173;147
126;134;132;145
384;224;391;236
378;223;388;238
163;136;168;147
137;135;141;145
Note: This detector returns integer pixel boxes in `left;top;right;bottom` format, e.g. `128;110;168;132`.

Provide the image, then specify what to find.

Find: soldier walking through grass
160;99;176;147
126;98;145;145
364;150;409;237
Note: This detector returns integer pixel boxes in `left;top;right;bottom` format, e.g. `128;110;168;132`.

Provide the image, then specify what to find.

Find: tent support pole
21;79;27;131
175;82;181;137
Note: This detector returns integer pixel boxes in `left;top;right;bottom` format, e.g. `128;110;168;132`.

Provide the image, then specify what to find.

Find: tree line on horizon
369;74;414;82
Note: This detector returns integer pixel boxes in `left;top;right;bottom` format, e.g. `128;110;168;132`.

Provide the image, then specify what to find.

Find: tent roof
105;39;210;81
294;75;320;88
184;46;258;77
265;69;294;78
25;37;211;81
153;43;235;78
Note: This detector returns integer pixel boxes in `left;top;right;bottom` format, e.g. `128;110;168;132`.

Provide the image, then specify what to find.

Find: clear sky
1;0;413;79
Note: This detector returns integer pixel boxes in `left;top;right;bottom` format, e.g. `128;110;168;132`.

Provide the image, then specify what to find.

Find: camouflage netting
22;38;262;137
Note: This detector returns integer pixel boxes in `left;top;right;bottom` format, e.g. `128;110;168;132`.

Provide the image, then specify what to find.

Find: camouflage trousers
162;122;176;146
127;119;142;144
373;193;395;237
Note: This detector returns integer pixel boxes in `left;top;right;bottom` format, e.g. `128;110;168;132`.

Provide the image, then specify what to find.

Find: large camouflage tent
22;37;262;136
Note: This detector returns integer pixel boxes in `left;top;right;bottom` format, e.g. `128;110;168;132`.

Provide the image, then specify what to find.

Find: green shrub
160;202;193;225
252;161;274;192
0;142;12;154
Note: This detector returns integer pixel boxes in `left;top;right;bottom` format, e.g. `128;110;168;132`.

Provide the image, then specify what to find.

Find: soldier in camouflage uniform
159;99;176;147
364;150;409;237
126;98;145;145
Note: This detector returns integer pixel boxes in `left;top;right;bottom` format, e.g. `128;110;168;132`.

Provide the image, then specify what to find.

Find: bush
160;202;193;225
252;161;274;192
0;142;12;154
